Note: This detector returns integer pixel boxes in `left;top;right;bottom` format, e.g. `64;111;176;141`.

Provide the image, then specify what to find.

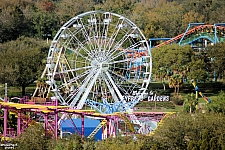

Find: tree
32;11;59;39
151;44;192;82
187;54;208;82
0;1;36;43
54;134;84;150
206;43;225;82
169;74;183;95
184;93;198;113
12;123;54;150
0;37;49;96
206;90;225;114
158;67;168;91
153;112;225;150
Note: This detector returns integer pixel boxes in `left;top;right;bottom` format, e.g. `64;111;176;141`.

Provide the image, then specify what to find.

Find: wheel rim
45;11;152;110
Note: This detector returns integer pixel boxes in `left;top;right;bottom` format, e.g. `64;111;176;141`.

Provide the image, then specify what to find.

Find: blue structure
60;118;102;141
86;98;139;114
153;23;225;48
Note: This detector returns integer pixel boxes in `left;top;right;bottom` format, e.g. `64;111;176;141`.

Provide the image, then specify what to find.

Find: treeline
1;0;225;43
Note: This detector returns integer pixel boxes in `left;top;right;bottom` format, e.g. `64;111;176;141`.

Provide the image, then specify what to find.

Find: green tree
206;43;225;82
12;124;52;150
187;55;208;82
169;74;183;95
32;11;59;39
158;67;168;91
206;90;225;114
54;134;83;150
184;93;198;113
152;44;192;82
0;37;49;95
154;112;225;150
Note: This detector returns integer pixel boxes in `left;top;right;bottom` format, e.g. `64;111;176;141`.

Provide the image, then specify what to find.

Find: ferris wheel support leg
33;66;47;97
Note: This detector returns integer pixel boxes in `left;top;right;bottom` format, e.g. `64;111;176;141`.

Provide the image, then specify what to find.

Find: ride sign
129;90;170;102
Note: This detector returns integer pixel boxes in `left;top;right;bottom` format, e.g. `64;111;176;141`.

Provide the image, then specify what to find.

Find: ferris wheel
44;11;152;111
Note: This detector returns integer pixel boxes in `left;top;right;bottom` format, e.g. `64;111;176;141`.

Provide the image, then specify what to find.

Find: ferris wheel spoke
107;50;125;62
107;27;137;55
66;32;93;58
105;71;124;100
108;58;135;65
58;65;93;74
87;13;102;52
43;11;152;112
57;69;92;90
105;76;129;100
77;18;97;52
108;69;142;89
106;18;125;52
64;46;92;62
126;40;147;50
101;73;119;102
69;69;100;108
99;13;113;52
76;69;101;109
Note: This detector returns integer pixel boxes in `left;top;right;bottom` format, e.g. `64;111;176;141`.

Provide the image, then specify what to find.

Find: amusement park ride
0;11;224;141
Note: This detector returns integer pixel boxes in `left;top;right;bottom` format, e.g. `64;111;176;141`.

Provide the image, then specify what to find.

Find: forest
1;0;225;149
1;0;225;95
1;0;225;43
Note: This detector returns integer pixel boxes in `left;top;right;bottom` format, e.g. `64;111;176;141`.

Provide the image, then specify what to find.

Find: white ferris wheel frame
44;11;152;110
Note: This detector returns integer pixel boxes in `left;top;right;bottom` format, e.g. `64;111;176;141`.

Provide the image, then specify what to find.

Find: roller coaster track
87;112;136;139
9;110;37;126
87;119;107;139
115;112;135;133
148;112;176;136
155;24;225;48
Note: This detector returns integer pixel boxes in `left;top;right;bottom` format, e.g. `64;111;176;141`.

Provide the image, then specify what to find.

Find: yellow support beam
87;119;107;139
115;112;135;133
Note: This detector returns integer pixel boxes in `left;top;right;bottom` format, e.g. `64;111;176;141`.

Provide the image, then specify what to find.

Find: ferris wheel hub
44;11;152;111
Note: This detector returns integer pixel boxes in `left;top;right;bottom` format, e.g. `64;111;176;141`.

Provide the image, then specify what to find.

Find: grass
0;81;224;111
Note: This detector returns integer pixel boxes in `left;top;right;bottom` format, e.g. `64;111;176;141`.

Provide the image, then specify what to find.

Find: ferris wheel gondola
43;11;152;112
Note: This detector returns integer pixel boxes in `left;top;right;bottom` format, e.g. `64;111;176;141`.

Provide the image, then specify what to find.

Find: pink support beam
106;118;110;138
3;96;7;139
44;113;48;136
55;99;58;140
81;113;84;138
17;110;21;135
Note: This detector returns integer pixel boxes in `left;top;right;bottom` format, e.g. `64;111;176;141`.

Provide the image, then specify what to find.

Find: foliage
95;135;143;150
183;93;198;113
206;90;225;114
54;134;84;150
187;56;208;82
169;74;183;94
152;44;192;82
170;94;184;105
12;123;54;150
206;42;225;82
0;37;49;95
0;0;225;43
153;112;225;150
